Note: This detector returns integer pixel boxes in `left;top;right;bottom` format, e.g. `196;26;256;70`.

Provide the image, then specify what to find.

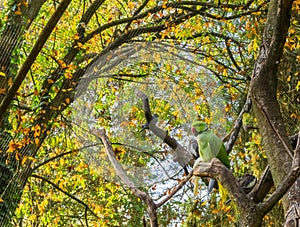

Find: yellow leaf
201;201;208;206
296;81;300;91
22;156;27;166
15;152;20;161
75;42;84;49
58;59;67;68
291;113;298;118
212;209;219;214
65;72;73;79
128;1;135;9
0;72;5;77
35;138;39;145
66;98;70;104
120;121;129;127
225;104;231;112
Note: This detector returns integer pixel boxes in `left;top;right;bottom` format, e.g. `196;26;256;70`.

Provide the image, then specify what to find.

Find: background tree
0;0;299;226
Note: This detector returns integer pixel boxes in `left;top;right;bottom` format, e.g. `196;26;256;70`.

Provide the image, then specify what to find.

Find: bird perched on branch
191;121;230;201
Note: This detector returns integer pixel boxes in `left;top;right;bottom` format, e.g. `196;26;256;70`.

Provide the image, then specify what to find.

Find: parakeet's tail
218;181;228;204
208;179;217;193
193;177;199;195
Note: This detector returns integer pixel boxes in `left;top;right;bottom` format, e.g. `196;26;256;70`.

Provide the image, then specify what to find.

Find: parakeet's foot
193;158;201;169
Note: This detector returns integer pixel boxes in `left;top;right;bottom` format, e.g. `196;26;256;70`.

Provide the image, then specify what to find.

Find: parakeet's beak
191;127;197;136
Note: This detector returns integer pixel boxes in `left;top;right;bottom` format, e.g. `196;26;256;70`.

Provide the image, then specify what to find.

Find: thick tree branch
193;158;254;213
95;128;158;227
248;166;274;203
136;90;193;168
259;132;300;215
249;0;297;218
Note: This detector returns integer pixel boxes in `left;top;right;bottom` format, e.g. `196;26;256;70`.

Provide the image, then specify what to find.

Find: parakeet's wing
197;132;217;162
216;144;230;168
197;131;230;168
197;131;222;160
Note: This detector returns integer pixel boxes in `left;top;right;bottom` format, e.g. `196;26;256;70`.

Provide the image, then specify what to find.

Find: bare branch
225;95;252;153
225;39;241;71
156;171;193;208
95;128;158;227
33;143;101;170
136;90;193;168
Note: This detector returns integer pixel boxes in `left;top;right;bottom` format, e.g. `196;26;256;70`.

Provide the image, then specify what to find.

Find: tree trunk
250;0;300;225
0;1;72;224
0;0;46;99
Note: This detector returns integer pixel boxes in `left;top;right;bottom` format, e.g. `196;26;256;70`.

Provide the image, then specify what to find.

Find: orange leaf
14;11;22;15
47;79;54;84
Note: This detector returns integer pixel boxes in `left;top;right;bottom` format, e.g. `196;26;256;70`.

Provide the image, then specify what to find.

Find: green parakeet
191;121;230;199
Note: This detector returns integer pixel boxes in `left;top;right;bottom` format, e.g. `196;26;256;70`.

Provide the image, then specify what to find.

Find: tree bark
250;0;300;225
0;1;72;224
0;0;46;99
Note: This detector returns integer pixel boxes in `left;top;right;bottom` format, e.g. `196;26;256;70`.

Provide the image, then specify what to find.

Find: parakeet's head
191;121;208;136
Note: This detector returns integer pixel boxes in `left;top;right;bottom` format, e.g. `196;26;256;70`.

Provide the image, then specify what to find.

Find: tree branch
193;158;254;213
94;128;158;227
32;143;101;170
225;95;252;153
226;39;241;71
156;171;193;208
259;132;300;215
248;166;274;203
31;174;99;220
136;90;193;168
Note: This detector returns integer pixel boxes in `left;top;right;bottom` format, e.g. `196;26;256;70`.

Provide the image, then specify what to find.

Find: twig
225;94;252;153
31;174;99;220
33;143;101;170
156;171;193;208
